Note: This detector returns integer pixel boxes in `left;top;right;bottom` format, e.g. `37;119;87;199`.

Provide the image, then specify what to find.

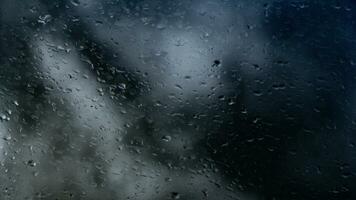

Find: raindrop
170;192;181;199
1;114;6;121
218;95;225;101
70;0;80;7
161;135;172;142
228;98;236;105
3;135;11;141
38;15;52;25
202;189;208;197
213;59;221;67
118;83;127;90
27;160;37;167
175;84;183;90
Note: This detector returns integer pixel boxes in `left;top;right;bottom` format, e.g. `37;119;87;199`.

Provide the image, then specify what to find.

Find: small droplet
118;83;126;90
253;91;263;97
1;114;6;120
3;135;11;141
97;88;104;96
213;59;221;67
161;135;172;142
70;0;80;6
228;98;236;105
27;160;37;167
95;20;104;25
218;95;225;100
175;84;183;90
38;14;52;24
171;192;180;199
202;189;208;197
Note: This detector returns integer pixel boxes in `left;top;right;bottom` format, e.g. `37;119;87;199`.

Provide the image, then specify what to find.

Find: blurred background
1;0;356;199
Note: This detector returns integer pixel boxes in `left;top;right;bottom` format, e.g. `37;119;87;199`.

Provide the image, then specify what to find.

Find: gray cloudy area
1;0;356;199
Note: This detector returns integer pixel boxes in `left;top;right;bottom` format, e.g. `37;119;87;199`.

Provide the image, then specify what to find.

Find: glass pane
1;0;355;199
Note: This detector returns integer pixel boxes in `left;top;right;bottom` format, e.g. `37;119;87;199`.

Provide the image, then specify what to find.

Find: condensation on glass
0;0;356;199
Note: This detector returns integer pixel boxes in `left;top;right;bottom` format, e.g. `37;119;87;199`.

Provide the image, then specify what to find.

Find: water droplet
213;59;221;67
218;95;225;100
161;135;172;142
38;14;52;25
253;91;263;97
202;189;208;197
171;192;181;199
0;114;6;120
118;83;126;90
3;135;11;141
27;160;37;167
175;84;183;90
228;98;236;105
70;0;80;6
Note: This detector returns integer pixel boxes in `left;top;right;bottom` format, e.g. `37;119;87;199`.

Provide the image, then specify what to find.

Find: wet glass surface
1;0;356;199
